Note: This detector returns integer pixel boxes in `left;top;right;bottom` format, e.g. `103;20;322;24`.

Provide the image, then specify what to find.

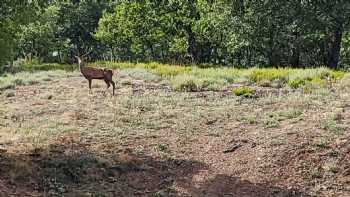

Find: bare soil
0;71;349;197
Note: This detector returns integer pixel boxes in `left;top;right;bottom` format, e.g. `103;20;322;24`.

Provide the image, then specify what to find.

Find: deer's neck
79;61;86;72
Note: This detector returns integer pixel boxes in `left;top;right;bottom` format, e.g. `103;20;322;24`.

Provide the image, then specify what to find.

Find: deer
74;53;116;95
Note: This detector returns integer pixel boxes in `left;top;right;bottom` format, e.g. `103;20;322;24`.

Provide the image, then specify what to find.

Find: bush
308;77;327;88
171;74;200;92
232;86;254;97
288;78;306;89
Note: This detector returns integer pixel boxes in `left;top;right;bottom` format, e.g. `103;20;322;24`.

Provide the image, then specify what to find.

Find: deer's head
74;55;83;65
74;49;92;66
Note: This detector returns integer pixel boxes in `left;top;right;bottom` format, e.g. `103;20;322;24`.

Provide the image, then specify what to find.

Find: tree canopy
1;0;350;70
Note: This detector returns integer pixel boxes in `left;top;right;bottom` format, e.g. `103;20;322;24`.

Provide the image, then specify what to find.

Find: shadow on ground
0;135;310;197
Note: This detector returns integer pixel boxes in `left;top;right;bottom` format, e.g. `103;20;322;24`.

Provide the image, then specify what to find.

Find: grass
232;86;255;97
321;119;345;135
5;60;347;93
0;67;350;196
94;61;347;91
0;70;70;91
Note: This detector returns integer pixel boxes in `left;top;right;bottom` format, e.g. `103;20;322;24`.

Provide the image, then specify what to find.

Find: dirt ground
0;70;349;197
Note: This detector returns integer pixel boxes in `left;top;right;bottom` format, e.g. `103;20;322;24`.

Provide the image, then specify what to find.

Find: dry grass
0;68;350;196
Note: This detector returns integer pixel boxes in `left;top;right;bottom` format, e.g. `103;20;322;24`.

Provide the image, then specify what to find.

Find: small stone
6;92;15;97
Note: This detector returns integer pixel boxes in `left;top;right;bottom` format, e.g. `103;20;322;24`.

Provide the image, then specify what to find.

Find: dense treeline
1;0;350;71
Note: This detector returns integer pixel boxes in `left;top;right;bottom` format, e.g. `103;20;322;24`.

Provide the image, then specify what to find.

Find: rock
6;92;15;97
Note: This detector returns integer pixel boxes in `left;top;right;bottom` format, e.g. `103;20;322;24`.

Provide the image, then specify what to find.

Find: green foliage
232;86;254;98
288;78;306;89
2;0;350;69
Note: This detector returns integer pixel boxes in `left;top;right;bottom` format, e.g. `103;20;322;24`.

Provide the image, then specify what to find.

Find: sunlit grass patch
0;71;69;91
248;68;290;84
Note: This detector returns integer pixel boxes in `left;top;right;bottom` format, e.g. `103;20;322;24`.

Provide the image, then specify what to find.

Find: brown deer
75;55;115;95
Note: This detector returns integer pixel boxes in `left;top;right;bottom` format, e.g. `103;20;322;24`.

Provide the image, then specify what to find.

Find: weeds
263;117;280;128
232;86;254;98
262;109;303;128
321;119;345;135
239;114;258;124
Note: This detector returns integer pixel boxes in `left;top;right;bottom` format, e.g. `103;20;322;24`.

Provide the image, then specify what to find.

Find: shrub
288;78;306;89
307;77;327;88
171;74;200;92
263;117;280;128
201;77;227;91
232;86;254;97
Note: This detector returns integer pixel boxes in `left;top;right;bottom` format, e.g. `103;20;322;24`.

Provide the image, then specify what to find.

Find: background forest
1;0;350;71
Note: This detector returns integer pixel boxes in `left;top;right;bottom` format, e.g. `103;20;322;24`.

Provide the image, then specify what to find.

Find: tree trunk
291;31;301;68
186;25;198;63
268;24;277;67
327;25;343;69
291;45;301;68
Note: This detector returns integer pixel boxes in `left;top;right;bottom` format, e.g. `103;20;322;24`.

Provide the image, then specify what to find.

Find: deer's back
81;67;105;79
81;66;114;80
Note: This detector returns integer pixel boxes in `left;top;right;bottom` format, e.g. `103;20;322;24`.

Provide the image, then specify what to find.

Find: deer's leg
110;80;116;95
104;79;110;89
88;79;92;94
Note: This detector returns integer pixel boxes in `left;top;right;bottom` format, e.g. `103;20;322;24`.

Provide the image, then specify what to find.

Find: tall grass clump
171;74;200;92
248;68;290;85
171;71;230;92
287;67;344;89
232;86;255;98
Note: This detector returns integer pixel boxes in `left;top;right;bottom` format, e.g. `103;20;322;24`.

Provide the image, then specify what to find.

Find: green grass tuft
232;86;254;97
